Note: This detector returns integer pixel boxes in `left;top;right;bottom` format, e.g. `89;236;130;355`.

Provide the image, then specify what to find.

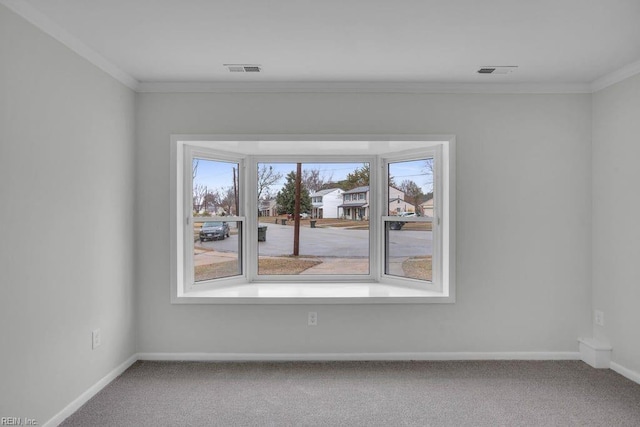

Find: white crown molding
137;81;592;94
0;0;139;91
591;59;640;92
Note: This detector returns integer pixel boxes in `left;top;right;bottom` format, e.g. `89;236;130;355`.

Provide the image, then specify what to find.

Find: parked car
389;221;404;230
199;221;230;241
287;213;310;219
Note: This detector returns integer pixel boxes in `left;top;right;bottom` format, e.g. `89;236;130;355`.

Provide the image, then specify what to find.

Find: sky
193;159;432;196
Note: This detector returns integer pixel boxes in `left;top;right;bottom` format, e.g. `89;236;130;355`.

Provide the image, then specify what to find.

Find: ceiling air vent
477;66;518;74
224;64;262;73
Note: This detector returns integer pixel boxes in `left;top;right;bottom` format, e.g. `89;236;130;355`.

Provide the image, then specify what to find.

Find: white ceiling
7;0;640;90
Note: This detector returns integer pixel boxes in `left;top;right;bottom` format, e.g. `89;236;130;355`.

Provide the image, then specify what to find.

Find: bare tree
192;159;199;181
202;191;220;214
218;186;237;216
257;165;283;200
423;158;434;193
193;184;208;214
399;179;425;207
424;158;434;174
302;168;334;193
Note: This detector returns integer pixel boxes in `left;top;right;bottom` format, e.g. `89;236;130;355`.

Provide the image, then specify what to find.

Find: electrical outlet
92;329;101;349
594;310;604;326
308;312;318;326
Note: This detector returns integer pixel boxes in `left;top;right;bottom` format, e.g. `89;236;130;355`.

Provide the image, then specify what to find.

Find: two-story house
309;188;344;218
388;186;416;215
339;186;370;220
339;186;417;219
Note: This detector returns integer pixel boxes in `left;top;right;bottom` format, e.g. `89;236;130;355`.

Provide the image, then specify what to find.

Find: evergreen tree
343;164;370;190
276;171;312;214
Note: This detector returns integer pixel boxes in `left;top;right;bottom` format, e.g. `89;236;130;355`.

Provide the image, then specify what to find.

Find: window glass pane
194;221;242;282
388;158;433;216
257;162;370;275
385;220;432;282
193;158;239;216
192;158;242;282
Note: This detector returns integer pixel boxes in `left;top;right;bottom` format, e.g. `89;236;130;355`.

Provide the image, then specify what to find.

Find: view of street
194;221;432;280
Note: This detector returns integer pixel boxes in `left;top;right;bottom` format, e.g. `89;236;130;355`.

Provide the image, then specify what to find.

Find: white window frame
247;155;378;283
179;146;247;295
381;147;443;293
170;135;455;304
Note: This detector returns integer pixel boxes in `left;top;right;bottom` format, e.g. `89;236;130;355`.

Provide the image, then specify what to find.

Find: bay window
170;136;454;303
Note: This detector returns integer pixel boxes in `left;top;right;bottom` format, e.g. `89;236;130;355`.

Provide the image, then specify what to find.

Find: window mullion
246;156;258;282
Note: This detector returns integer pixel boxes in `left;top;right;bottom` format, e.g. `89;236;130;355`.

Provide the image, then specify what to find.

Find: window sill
173;282;453;304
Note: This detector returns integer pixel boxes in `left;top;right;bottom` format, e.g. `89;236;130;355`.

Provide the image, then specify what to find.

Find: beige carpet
61;360;640;426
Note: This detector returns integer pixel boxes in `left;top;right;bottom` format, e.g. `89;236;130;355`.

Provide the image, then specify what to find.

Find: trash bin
258;226;267;242
280;219;287;226
310;220;317;228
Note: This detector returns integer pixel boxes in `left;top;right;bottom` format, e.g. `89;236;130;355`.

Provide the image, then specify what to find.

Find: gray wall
0;5;136;423
592;73;640;374
136;92;592;355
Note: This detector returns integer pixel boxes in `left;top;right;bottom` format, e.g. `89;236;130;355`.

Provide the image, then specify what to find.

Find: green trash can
310;220;317;228
258;225;267;242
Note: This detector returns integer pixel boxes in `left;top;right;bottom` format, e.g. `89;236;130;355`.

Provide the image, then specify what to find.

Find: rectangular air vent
224;64;261;73
477;66;518;74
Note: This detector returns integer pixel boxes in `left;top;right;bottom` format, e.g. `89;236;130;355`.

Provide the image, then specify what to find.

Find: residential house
259;198;278;217
388;186;415;215
420;198;434;218
310;188;343;218
339;186;370;220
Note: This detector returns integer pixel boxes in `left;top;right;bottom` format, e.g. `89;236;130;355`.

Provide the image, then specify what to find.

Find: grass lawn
401;255;432;281
195;259;241;281
258;257;322;275
400;222;433;231
195;257;322;281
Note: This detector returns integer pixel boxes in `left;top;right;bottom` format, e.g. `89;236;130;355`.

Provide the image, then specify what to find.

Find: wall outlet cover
92;329;101;349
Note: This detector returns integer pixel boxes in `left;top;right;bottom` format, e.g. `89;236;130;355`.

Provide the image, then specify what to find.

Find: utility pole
293;163;301;256
233;167;239;216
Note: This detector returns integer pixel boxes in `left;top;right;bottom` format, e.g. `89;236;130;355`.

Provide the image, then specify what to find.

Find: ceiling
6;0;640;91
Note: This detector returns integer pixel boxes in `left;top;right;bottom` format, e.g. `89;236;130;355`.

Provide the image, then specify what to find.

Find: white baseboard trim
610;362;640;385
43;354;137;427
137;351;580;362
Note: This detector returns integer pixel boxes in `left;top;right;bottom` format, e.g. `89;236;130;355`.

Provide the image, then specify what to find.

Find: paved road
198;222;432;258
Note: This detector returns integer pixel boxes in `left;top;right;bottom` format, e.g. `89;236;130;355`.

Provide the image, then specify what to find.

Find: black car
389;221;404;230
199;221;230;241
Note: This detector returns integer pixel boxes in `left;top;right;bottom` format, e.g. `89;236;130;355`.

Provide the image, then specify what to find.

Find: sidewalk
299;257;370;275
194;249;237;266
